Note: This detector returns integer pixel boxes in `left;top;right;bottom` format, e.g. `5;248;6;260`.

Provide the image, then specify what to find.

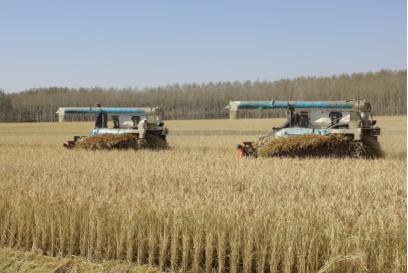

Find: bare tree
1;69;406;122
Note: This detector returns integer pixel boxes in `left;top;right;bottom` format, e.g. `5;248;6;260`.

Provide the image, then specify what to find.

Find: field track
0;117;406;273
0;247;158;273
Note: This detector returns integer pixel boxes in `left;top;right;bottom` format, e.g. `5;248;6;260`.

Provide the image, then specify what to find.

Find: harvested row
0;247;160;273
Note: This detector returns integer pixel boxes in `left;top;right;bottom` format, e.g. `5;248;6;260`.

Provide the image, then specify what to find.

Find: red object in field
236;141;256;158
236;145;244;158
63;136;82;149
63;140;76;149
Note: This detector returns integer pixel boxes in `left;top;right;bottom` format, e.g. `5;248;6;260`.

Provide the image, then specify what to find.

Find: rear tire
137;138;147;149
144;134;168;149
350;137;382;159
350;141;365;158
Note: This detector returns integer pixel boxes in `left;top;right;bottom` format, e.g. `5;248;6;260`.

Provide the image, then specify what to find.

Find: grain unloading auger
227;100;382;158
57;105;168;150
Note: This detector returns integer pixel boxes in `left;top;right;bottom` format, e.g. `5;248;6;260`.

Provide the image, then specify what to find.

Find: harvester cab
57;106;168;149
89;107;166;140
227;100;381;158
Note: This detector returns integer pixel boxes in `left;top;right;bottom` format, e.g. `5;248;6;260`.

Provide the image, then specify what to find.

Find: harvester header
227;100;370;119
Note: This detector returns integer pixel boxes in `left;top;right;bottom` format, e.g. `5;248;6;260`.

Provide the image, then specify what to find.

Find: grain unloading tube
56;107;155;122
227;100;371;119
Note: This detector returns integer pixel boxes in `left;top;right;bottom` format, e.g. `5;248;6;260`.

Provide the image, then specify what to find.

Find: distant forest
0;69;406;122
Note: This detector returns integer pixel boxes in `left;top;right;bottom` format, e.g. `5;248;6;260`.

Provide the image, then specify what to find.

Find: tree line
0;69;406;122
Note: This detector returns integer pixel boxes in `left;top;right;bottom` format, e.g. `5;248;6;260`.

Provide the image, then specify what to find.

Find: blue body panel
238;101;353;110
275;127;333;137
63;107;145;115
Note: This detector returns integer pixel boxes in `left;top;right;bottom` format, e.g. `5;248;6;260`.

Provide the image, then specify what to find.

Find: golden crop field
0;116;406;273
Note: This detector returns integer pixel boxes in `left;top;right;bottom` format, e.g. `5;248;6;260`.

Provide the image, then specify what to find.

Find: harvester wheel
143;134;169;149
350;139;381;159
137;138;147;149
350;141;365;158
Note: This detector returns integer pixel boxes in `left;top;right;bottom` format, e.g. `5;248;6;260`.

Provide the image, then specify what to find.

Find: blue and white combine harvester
57;105;168;149
227;100;381;158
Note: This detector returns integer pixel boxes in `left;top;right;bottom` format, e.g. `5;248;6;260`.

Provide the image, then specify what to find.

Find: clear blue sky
0;0;406;92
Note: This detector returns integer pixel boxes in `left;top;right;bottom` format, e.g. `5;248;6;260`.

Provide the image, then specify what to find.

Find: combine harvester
57;105;168;150
227;100;382;158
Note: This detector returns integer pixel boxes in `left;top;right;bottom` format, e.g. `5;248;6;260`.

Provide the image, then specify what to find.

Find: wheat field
0;117;406;273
